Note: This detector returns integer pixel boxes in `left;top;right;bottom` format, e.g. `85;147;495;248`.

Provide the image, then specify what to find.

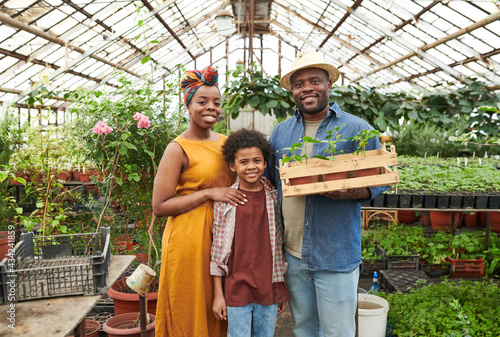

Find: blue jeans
227;303;278;337
284;252;359;337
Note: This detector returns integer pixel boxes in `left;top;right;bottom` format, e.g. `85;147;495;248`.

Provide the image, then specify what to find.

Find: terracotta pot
73;170;81;181
355;167;379;177
80;172;91;182
57;170;73;182
463;212;478;227
289;175;319;186
430;211;462;232
322;171;347;181
103;312;155;337
398;210;416;224
68;319;100;337
0;231;10;261
420;213;431;226
490;212;500;233
114;236;134;253
107;279;158;315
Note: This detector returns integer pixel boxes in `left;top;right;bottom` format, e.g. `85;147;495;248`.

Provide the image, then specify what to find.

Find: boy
210;128;289;337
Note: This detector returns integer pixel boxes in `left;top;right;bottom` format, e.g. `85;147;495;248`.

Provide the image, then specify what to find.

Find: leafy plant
221;63;295;119
282;136;321;164
313;124;347;160
348;129;380;157
378;279;500;336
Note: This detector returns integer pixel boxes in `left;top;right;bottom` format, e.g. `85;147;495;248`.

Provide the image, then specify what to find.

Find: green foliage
221;63;295;119
67;70;184;229
331;78;500;141
378;279;500;336
282;136;321;164
397;162;500;194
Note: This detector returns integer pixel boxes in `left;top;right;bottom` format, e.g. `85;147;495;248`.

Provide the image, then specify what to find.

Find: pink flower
92;121;113;135
133;113;151;129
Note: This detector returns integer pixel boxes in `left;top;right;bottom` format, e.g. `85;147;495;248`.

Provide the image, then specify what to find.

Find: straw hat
280;50;340;91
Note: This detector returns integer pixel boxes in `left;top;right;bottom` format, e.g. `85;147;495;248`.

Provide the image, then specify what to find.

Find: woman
153;66;246;336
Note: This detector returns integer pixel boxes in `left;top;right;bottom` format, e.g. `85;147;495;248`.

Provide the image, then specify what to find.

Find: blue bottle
369;271;380;293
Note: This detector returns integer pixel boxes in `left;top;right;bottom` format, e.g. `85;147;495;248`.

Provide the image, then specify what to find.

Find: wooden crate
279;144;399;198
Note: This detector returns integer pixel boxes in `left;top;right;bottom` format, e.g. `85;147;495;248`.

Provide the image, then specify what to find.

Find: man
267;50;387;337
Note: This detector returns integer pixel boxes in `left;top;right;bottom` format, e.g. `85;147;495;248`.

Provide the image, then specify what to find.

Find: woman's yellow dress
155;135;234;336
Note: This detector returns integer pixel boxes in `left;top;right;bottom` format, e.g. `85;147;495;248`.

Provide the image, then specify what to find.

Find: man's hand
321;188;370;200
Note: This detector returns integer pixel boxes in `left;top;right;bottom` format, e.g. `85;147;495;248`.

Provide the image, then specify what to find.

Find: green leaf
267;100;279;108
248;96;260;108
51;220;59;227
138;20;143;27
59;225;68;233
150;40;159;44
121;133;129;141
123;141;138;150
134;35;141;43
15;207;23;214
36;201;44;209
119;147;127;155
141;56;150;64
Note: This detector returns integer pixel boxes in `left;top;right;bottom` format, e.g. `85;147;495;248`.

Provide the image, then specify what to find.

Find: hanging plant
221;63;295;119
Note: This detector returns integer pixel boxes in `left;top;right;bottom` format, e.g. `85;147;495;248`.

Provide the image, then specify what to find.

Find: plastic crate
446;257;484;277
379;270;431;294
419;263;451;277
386;251;420;271
361;245;387;278
0;227;110;303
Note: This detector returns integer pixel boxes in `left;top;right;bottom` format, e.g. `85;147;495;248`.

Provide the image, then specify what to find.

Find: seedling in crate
282;136;321;164
314;124;347;161
349;129;381;157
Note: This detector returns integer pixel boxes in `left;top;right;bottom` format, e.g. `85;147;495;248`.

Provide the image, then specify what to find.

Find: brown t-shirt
224;188;288;307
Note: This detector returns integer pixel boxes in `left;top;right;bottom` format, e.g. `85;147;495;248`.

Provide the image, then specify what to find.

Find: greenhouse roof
0;0;499;109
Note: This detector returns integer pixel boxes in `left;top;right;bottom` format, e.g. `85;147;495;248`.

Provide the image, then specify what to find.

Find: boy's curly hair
222;128;271;165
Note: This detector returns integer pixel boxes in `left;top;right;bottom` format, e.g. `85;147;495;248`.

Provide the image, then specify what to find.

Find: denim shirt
268;102;388;272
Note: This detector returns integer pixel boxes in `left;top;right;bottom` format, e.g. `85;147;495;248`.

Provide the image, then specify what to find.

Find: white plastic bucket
126;263;156;297
358;293;389;337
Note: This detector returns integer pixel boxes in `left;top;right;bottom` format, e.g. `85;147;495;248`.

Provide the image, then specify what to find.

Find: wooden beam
140;0;195;60
319;0;363;48
0;12;142;79
0;86;66;101
61;0;161;66
0;47;118;88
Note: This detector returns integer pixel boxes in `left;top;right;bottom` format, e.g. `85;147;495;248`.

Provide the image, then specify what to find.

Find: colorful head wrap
181;66;219;107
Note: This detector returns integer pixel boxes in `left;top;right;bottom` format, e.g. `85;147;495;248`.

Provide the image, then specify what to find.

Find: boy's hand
213;295;227;320
278;302;286;314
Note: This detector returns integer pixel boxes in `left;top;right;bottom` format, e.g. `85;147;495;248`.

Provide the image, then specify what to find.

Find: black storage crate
379;270;431;294
420;263;451;277
361;245;387;278
0;227;110;304
386;250;419;271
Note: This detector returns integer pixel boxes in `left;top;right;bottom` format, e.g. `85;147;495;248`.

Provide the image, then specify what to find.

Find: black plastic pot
462;195;475;209
361;200;371;208
437;195;450;209
385;194;399;208
412;195;424;208
449;195;463;209
372;194;385;207
424;194;437;208
475;195;488;209
487;195;500;209
398;194;412;208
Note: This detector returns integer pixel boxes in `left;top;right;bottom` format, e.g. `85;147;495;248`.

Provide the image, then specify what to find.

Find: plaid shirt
210;181;288;283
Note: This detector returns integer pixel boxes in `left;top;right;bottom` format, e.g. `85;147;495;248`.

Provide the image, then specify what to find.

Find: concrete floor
273;277;375;336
